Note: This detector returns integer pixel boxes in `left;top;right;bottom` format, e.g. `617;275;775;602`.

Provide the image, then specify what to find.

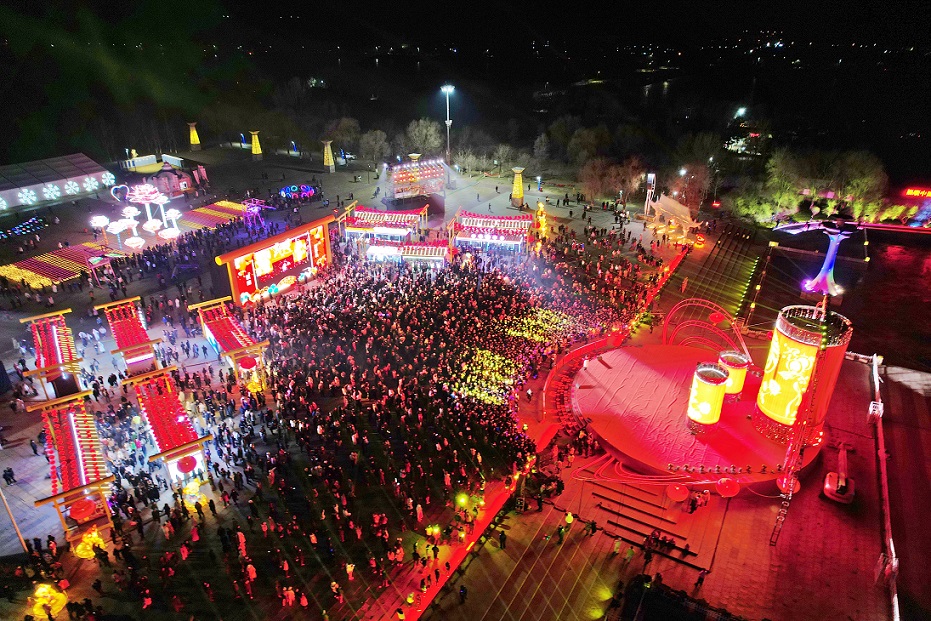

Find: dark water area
763;229;931;372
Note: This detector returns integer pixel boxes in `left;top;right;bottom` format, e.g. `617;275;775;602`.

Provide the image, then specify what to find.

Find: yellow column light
511;167;525;207
687;363;729;428
322;140;335;173
250;131;262;161
188;123;201;151
718;350;751;397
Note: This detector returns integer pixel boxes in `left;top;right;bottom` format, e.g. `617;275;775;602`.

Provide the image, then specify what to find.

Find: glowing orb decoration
101;171;116;186
69;498;97;521
73;526;106;559
121;206;141;219
666;483;689;502
715;477;740;498
18;188;38;205
124;236;146;250
83;176;100;192
165;208;182;221
0;197;6;210
158;227;181;240
238;356;257;370
709;311;725;324
686;363;728;426
64;180;80;195
131;415;142;426
142;219;163;233
42;184;62;201
89;215;110;229
31;583;68;618
177;455;197;474
718;350;751;396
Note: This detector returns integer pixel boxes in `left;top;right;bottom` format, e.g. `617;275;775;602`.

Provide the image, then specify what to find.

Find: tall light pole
441;84;454;164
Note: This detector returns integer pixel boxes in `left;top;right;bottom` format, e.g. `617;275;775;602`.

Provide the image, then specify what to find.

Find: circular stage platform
572;345;818;480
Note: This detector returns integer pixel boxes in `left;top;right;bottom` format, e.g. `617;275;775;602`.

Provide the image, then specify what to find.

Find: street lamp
90;215;110;246
679;168;687;176
735;107;747;118
441;84;454;164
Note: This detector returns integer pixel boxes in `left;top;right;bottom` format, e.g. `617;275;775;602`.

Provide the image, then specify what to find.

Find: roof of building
0;154;106;193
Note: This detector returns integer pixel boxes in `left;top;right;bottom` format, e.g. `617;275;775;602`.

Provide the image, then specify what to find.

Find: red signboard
902;187;931;198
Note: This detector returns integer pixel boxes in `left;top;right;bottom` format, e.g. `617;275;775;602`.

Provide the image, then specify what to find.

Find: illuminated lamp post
441;84;454;164
753;305;853;444
188;122;201;151
686;362;728;431
165;208;182;230
90;215;110;246
250;131;262;162
717;350;751;401
322;140;335;173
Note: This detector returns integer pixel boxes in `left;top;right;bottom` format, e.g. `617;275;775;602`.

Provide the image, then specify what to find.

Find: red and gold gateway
215;216;334;305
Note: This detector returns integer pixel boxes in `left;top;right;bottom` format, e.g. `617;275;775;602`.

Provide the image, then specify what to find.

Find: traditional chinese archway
189;297;269;393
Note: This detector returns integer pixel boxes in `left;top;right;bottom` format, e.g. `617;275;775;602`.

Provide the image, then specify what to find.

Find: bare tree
405;118;443;155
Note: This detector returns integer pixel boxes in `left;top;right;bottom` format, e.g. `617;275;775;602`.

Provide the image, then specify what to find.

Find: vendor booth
448;210;534;252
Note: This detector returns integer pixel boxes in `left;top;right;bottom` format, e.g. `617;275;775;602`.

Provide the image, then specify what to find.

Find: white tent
0;153;112;212
649;194;698;233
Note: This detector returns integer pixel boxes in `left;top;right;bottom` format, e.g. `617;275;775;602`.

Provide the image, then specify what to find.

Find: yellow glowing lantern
718;350;751;396
756;319;819;427
511;167;525;206
188;122;200;149
31;583;68;617
181;479;208;511
250;131;262;156
687;363;729;426
73;526;107;559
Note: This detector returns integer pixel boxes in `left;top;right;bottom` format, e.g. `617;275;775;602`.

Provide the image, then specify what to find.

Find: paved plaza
0;148;921;621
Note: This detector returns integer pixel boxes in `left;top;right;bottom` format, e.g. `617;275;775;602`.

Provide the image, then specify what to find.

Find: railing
866;353;900;621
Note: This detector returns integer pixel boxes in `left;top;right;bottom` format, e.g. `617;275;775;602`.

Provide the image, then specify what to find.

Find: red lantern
709;311;725;324
69;498;97;521
177;455;197;474
238;356;257;370
715;477;740;498
666;483;689;502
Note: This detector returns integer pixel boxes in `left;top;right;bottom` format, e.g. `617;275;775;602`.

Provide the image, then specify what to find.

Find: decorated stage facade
215;215;333;305
447;209;536;252
388;156;445;200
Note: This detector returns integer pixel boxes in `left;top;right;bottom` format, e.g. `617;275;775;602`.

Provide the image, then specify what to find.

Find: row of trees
725;148;918;224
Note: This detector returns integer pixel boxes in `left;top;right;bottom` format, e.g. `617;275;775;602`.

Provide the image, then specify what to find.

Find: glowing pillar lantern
753;305;852;443
322;140;335;173
687;363;729;427
511;167;525;207
718;350;751;397
188;122;201;151
250;131;262;161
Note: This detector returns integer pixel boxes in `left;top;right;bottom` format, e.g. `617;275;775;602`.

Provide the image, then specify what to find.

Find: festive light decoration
181;479;207;511
30;583;68;618
123;236;145;250
177;455;197;474
0;197;7;210
126;183;164;222
64;180;80;195
511;167;525;206
68;497;97;521
322;140;333;171
251;131;262;159
42;184;62;201
121;206;141;219
101;171;116;186
133;372;198;452
718;350;751;396
73;526;106;559
279;184;316;199
756;321;819;427
686;363;729;426
83;176;100;192
18;188;38;205
188;122;201;150
89;215;110;229
158;227;181;240
142;219;163;233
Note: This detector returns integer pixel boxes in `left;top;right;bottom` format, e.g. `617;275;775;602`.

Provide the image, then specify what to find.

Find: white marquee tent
0;153;114;212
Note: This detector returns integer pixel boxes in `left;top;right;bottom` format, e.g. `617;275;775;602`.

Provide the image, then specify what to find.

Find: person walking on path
623;545;635;565
459;585;468;604
586;520;597;536
499;530;507;550
695;569;708;589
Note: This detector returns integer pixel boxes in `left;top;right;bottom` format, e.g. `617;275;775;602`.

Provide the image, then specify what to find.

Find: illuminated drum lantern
717;350;751;399
686;362;729;429
754;305;853;443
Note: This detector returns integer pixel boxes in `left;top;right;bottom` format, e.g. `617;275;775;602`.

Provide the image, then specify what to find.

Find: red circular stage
572;345;818;481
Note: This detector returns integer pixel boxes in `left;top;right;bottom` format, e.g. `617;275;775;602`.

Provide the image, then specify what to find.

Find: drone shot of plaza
0;1;929;620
